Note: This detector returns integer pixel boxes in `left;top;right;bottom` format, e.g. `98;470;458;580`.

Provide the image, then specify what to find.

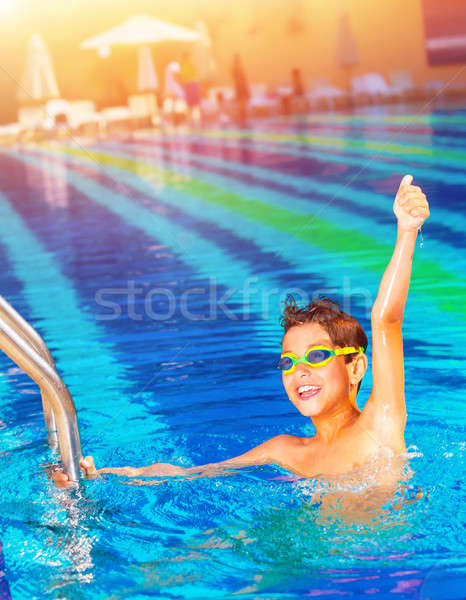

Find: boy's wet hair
281;296;368;394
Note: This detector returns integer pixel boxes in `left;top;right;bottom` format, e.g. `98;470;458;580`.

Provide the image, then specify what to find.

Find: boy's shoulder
270;434;309;447
263;434;320;476
265;433;312;463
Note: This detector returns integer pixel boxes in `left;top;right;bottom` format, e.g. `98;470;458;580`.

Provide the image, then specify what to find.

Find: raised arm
361;175;429;449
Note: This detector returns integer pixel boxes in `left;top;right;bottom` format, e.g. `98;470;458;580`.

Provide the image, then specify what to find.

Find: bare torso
275;413;406;480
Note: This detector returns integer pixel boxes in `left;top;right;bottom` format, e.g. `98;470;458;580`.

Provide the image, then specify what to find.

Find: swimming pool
0;102;465;599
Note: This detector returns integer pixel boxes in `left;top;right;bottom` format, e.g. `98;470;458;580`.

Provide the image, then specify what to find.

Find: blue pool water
0;103;465;599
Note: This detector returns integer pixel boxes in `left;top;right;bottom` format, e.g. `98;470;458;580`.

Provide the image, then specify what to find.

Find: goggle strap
334;346;364;356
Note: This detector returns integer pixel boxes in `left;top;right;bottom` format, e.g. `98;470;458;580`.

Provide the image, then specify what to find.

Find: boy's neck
311;403;360;444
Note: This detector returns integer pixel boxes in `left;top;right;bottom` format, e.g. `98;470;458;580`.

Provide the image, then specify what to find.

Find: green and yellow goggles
278;345;364;374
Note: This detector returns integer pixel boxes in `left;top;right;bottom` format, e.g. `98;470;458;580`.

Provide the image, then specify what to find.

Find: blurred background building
0;0;465;124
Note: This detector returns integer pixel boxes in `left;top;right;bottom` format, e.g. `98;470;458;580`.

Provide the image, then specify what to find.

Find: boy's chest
288;429;383;478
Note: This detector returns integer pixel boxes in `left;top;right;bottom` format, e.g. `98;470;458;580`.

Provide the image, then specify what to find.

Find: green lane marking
199;128;466;166
45;143;466;319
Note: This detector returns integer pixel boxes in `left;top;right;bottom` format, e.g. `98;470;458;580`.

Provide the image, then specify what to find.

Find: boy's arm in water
359;175;430;451
52;435;297;487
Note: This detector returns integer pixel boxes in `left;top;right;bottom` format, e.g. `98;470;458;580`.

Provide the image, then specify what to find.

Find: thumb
399;174;413;190
80;455;97;472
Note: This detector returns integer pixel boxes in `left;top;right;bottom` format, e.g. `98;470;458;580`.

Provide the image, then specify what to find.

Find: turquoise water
0;104;465;599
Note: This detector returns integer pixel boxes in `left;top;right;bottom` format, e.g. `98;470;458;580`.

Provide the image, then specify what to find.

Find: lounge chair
351;73;398;105
161;97;188;126
65;100;103;136
249;83;279;117
0;123;22;145
389;71;426;102
99;106;135;136
18;105;46;129
128;93;160;127
307;81;349;110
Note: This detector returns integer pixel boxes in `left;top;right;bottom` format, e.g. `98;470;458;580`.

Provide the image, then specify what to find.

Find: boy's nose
295;362;312;376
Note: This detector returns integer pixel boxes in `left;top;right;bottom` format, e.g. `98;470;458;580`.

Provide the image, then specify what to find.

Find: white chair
128;93;160;126
307;81;348;110
98;106;135;135
66;100;104;136
249;83;279;117
0;123;22;145
44;99;71;129
351;73;397;104
67;100;96;126
389;71;414;95
160;96;189;126
389;71;426;102
18;105;46;128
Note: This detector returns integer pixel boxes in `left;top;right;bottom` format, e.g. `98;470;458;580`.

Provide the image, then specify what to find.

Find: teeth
298;385;320;394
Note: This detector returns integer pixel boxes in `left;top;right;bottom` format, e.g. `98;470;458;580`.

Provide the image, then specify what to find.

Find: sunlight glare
0;0;13;11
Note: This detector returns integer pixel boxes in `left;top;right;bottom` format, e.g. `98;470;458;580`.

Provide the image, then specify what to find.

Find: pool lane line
280;112;466;127
58;146;466;345
0;154;290;445
20;144;466;374
24;146;376;297
106;137;466;245
10;145;315;306
22;146;466;365
38;153;313;286
196;129;466;171
122;133;466;243
23;145;466;360
39;143;466;317
31;143;466;321
0;190;135;425
3;149;287;345
114;132;466;244
95;140;466;285
234;119;466;151
132;131;466;187
256;120;466;146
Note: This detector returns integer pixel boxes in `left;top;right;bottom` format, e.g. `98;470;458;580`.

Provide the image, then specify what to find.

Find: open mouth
297;384;321;400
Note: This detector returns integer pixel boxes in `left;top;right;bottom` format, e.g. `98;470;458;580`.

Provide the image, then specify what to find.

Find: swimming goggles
277;346;364;374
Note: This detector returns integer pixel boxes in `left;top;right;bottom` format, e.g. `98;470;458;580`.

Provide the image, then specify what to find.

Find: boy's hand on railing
393;175;430;232
52;455;144;487
52;455;100;488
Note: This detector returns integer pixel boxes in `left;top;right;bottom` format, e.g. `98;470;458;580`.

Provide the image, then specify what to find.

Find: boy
54;175;429;485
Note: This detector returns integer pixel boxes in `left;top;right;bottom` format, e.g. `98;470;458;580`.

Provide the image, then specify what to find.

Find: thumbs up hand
393;175;430;232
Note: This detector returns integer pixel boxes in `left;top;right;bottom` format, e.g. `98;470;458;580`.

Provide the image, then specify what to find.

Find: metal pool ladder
0;295;82;482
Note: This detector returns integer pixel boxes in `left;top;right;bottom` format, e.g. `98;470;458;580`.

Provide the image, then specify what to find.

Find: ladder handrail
0;296;55;365
0;301;82;482
0;296;58;447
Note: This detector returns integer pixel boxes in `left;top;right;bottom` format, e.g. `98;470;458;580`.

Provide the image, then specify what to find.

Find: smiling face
281;321;356;418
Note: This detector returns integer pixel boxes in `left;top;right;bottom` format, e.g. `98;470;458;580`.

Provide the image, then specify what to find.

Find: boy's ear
349;354;367;386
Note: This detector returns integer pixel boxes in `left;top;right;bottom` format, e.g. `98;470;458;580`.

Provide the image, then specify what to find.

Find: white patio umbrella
18;33;60;102
80;15;202;92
